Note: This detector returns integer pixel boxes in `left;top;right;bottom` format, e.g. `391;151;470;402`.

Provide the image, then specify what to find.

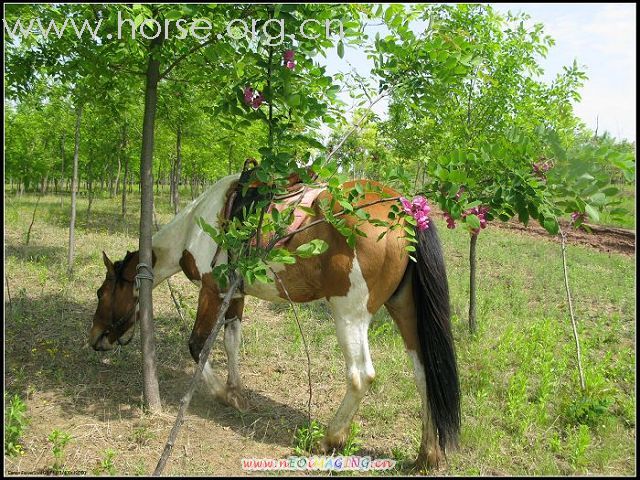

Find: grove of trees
5;2;635;411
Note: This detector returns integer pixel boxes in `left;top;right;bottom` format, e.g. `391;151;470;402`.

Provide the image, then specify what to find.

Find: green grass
597;184;636;228
4;190;636;476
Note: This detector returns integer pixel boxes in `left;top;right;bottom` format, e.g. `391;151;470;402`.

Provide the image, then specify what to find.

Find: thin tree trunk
86;179;94;225
115;153;121;196
138;33;164;413
169;155;175;210
173;123;182;214
67;104;83;275
560;230;587;391
25;195;41;246
154;277;242;476
156;162;161;195
468;232;478;333
121;123;129;217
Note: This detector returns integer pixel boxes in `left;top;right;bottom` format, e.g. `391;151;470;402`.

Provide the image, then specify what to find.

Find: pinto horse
89;173;460;469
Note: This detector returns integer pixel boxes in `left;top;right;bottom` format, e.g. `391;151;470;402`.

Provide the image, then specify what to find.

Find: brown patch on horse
385;264;419;351
261;180;408;312
189;274;245;362
179;249;201;281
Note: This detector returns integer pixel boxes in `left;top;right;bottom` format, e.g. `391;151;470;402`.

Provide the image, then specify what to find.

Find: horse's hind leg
384;266;443;469
320;271;375;452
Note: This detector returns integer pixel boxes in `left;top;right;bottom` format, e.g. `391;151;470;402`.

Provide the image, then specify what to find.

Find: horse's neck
150;174;240;286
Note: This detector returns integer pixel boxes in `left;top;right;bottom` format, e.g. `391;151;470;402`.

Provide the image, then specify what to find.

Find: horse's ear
103;251;115;276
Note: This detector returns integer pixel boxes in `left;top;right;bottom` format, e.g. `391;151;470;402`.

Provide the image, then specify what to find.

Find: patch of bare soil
496;219;635;255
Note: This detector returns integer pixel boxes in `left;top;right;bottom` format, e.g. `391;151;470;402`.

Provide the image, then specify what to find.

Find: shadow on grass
4;290;309;449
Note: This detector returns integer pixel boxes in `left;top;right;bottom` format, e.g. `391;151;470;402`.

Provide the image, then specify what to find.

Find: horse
89;173;460;469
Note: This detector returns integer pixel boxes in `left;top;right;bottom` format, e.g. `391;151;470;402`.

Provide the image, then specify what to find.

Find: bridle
97;261;153;348
97;278;138;347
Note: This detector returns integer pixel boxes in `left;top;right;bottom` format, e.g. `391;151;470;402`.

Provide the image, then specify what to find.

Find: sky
319;3;636;142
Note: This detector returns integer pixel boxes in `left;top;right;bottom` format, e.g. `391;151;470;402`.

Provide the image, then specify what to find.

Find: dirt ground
4;196;636;476
496;219;635;256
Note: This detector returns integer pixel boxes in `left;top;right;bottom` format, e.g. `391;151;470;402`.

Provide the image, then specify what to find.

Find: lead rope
135;263;154;292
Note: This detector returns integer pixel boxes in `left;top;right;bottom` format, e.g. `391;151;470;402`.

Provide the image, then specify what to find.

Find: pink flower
285;60;296;70
400;196;431;231
443;211;456;229
251;92;265;109
570;211;587;227
283;49;295;62
462;205;490;232
533;159;553;178
243;86;254;105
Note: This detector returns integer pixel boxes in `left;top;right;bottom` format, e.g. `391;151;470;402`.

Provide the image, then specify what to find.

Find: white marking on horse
244;262;287;303
150;174;240;286
323;253;375;445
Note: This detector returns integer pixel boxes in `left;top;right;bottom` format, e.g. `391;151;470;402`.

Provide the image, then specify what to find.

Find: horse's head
89;251;139;351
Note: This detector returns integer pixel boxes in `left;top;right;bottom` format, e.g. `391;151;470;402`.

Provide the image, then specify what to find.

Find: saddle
221;158;326;248
212;159;325;298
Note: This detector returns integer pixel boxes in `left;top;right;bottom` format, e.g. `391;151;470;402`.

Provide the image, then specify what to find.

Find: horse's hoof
413;447;445;472
317;434;345;454
224;388;249;412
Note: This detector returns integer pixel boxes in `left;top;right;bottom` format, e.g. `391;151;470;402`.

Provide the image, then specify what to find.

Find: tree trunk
173;123;182;214
115;152;121;196
169;155;175;210
138;34;163;413
121;123;129;217
156;162;161;195
67;105;82;275
468;232;478;333
86;179;94;225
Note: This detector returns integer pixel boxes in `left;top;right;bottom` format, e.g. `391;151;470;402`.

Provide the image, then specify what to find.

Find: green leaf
542;217;559;235
465;214;481;229
584;203;599;223
338;200;354;212
337;40;345;59
286;94;301;107
295;239;328;258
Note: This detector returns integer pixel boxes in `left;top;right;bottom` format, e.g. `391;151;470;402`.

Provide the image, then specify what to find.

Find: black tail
412;221;461;451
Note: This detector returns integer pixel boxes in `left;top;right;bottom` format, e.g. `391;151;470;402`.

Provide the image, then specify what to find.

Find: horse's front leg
189;276;248;411
222;309;248;411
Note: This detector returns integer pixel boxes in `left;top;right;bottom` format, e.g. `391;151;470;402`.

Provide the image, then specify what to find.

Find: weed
48;429;72;474
341;422;362;456
93;448;117;476
293;419;325;455
4;393;28;456
564;394;611;428
129;425;156;447
133;460;147;476
569;424;591;469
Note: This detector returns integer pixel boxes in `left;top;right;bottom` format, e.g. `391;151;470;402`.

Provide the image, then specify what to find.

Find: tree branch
159;37;219;80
